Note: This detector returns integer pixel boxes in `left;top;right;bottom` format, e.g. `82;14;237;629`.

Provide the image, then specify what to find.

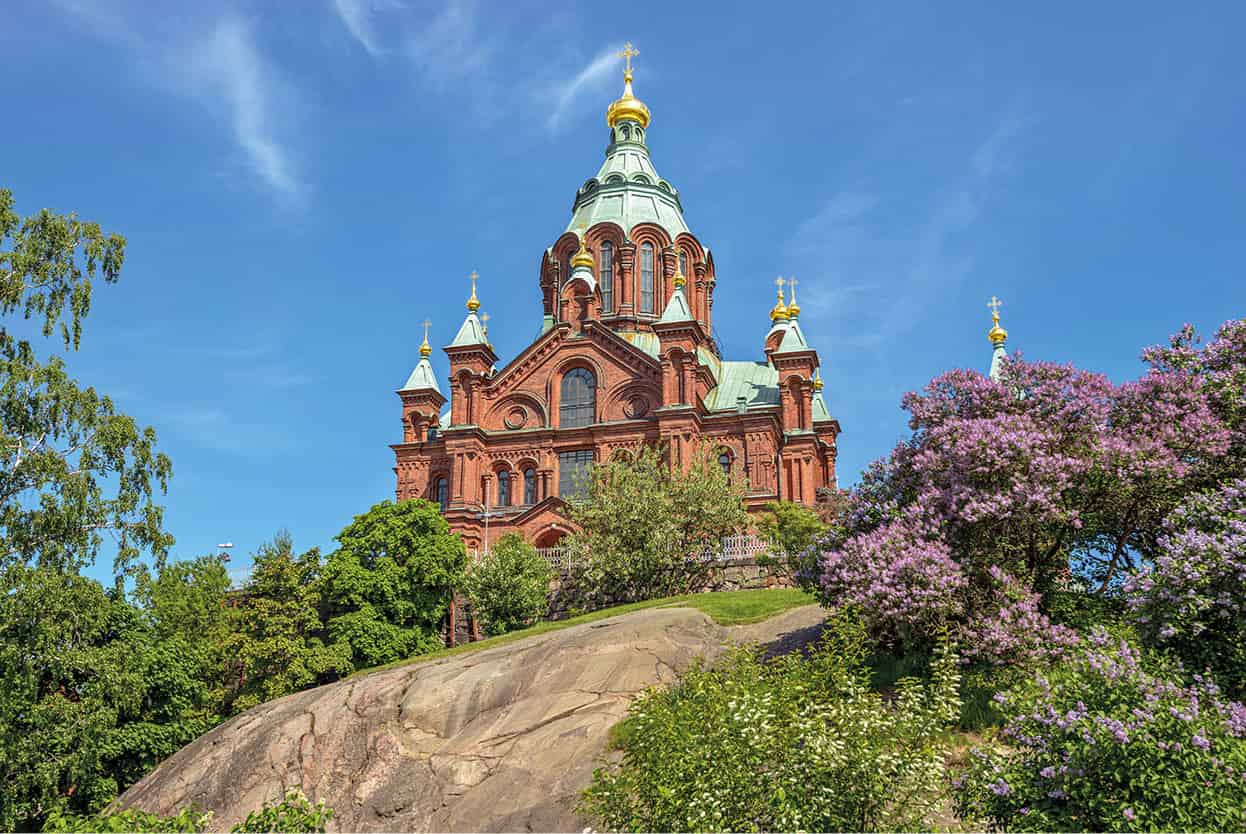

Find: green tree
0;567;215;830
565;445;749;606
464;533;553;635
0;187;172;576
320;500;466;668
132;554;235;712
224;533;352;714
756;500;827;590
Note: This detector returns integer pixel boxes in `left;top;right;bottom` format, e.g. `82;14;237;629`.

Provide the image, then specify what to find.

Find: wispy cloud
332;0;402;57
788;113;1028;350
49;4;305;204
544;47;621;132
179;16;306;203
405;0;491;86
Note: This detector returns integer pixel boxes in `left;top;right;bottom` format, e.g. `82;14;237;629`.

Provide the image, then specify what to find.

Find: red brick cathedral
392;47;840;552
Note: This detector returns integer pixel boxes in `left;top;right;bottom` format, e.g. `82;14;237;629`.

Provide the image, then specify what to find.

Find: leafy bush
565;446;748;607
464;533;553;635
581;615;961;832
954;629;1246;832
41;791;333;833
320;499;466;666
42;806;212;832
755;500;826;589
231;790;333;833
1125;479;1246;696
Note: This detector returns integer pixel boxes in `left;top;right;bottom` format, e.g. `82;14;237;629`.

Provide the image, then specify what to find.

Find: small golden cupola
466;270;481;312
770;276;790;323
570;233;595;270
987;295;1008;346
606;42;651;129
786;277;801;319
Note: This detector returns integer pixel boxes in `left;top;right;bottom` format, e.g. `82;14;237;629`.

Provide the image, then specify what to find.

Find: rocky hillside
119;604;825;832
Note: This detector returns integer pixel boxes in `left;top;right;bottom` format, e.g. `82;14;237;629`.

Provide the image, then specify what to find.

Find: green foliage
954;631;1246;832
43;805;212;832
321;500;465;667
581;614;961;832
42;791;333;833
565;445;749;607
230;790;333;833
224;533;352;714
464;533;552;635
0;566;216;830
0;187;172;576
755;500;826;590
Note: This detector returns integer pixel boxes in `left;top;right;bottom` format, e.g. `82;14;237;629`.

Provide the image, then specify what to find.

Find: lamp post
476;502;503;559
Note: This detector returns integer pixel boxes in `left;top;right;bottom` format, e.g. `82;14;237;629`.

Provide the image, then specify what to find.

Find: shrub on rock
464;533;553;635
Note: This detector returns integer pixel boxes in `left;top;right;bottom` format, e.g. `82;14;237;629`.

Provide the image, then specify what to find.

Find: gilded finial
770;276;789;322
481;311;491;346
466;270;480;312
606;41;651;128
787;277;801;319
987;295;1008;346
420;318;432;358
813;368;824;392
571;226;595;269
672;246;687;289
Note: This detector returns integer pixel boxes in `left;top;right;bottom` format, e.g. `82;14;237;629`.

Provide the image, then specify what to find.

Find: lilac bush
818;515;965;646
817;321;1243;662
959;568;1079;668
1125;479;1246;695
954;629;1246;831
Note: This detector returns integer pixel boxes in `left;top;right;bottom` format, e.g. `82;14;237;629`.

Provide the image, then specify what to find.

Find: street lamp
475;501;503;559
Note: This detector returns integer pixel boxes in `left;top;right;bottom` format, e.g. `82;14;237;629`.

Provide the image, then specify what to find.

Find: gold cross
481;312;490;329
775;276;785;291
618;42;639;74
423;318;431;340
988;295;1003;316
788;277;798;304
470;270;478;292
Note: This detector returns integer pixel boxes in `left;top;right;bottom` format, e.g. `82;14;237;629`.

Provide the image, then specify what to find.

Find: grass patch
350;587;816;679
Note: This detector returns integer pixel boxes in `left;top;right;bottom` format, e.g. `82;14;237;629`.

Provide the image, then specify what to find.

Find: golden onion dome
813;370;824;392
466;270;481;312
570;234;595;269
987;295;1007;346
606;43;651;128
419;319;432;358
769;277;789;322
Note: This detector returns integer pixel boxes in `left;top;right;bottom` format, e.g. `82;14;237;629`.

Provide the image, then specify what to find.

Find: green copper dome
566;120;689;238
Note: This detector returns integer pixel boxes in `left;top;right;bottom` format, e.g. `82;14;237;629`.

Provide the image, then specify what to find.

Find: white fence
471;534;778;572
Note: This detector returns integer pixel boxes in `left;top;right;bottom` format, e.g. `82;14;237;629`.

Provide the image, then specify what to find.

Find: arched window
718;450;732;478
600;241;614;312
678;249;688;278
523;468;537;505
560;367;596;428
640;242;654;313
434;477;448;511
496;470;511;507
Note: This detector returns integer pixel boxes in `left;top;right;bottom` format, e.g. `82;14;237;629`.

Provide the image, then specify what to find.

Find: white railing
523;534;779;573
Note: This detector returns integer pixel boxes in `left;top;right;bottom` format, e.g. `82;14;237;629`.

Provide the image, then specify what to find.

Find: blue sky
4;0;1244;584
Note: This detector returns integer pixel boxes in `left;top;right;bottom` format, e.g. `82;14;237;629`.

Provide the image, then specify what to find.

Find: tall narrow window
640;242;654;313
678;249;688;278
718;451;732;478
560;367;596;428
600;241;614;312
523;468;537;505
558;449;594;499
497;470;511;507
434;477;448;511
